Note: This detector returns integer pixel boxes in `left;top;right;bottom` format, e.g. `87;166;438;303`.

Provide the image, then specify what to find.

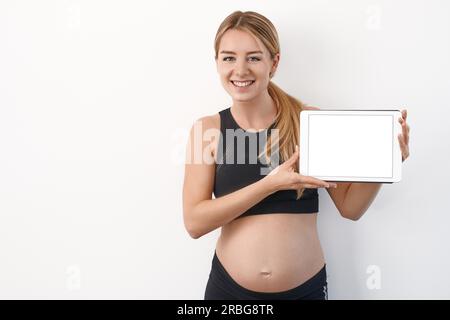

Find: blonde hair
214;11;306;199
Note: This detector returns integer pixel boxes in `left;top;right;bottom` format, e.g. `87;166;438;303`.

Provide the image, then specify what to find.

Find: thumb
303;105;321;110
283;145;299;167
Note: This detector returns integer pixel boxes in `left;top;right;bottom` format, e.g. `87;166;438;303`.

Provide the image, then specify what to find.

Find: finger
400;109;406;120
402;121;407;135
303;105;321;110
405;125;410;145
399;132;409;150
291;182;321;189
398;117;410;145
399;117;408;134
295;183;335;189
398;134;407;159
302;184;323;189
403;124;409;146
297;175;333;188
398;134;404;147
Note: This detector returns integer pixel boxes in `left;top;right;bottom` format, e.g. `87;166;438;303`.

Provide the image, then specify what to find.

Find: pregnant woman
182;10;410;300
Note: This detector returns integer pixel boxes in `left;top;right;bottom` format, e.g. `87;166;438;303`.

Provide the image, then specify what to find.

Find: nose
234;58;250;77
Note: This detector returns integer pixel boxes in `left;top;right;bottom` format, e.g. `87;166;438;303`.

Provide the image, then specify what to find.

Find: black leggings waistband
204;250;328;300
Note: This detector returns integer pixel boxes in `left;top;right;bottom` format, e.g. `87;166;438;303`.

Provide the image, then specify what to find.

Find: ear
271;53;280;75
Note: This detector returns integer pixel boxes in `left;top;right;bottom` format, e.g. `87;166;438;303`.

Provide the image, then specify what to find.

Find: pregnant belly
215;213;325;293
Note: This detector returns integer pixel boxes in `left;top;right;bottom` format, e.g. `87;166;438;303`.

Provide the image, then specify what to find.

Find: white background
0;0;449;299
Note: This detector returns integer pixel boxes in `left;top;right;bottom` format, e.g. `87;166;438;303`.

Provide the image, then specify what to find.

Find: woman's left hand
398;109;410;162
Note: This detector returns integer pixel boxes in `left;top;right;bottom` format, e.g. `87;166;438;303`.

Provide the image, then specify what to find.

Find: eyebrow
219;50;263;55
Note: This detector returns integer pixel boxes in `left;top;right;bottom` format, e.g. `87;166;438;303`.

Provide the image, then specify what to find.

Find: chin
232;94;257;102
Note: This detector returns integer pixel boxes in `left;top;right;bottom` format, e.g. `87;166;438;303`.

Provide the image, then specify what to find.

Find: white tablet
299;109;402;183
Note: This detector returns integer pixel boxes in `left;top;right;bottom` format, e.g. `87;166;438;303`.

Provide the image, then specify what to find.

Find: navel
260;271;272;277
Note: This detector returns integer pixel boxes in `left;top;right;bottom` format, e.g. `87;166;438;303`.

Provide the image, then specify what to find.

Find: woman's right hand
263;145;337;193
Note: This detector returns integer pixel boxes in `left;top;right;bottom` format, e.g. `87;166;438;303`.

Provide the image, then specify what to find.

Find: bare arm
182;116;276;238
182;117;333;239
184;174;275;239
335;109;409;221
341;183;383;221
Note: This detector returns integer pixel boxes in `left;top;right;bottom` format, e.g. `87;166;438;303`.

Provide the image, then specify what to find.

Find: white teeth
232;80;254;87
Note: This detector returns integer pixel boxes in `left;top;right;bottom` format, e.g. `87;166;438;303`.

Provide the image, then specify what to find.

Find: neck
231;89;276;123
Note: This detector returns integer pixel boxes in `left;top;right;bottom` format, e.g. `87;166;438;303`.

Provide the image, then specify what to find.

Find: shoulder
195;113;220;131
189;112;221;159
197;113;220;157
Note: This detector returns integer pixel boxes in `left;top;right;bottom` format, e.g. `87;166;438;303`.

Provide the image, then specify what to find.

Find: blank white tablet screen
308;114;393;178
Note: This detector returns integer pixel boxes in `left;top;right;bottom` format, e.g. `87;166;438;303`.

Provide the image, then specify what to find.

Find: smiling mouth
230;80;255;88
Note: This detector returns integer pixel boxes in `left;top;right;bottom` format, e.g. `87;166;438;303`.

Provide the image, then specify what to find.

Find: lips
230;80;255;88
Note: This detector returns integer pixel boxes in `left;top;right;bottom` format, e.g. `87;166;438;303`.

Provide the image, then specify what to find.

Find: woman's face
216;29;279;103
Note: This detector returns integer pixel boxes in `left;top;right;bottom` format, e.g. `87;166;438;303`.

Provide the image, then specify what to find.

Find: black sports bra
213;107;318;219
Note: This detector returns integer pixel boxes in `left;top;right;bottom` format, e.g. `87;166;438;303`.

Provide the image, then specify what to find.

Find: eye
222;56;261;62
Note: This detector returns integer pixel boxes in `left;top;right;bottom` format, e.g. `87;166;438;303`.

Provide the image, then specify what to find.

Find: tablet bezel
299;109;402;183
